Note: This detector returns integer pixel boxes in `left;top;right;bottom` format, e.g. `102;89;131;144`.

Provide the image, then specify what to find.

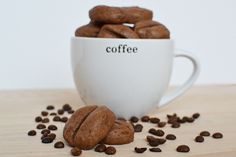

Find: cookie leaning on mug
63;105;116;150
89;5;153;24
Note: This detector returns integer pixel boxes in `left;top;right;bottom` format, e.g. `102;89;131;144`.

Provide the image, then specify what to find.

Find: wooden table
0;85;236;157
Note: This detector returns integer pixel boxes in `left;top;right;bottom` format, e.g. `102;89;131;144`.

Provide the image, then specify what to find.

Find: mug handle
159;49;200;107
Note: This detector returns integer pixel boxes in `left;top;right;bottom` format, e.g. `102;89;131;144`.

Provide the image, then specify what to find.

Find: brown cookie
63;106;116;150
103;120;134;145
89;5;152;24
75;22;102;37
98;24;139;38
134;20;170;39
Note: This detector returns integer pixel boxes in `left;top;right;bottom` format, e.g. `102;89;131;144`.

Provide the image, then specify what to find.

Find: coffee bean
28;130;36;136
171;122;180;128
46;105;54;110
53;116;61;122
168;117;178;124
149;147;162;152
149;140;159;147
182;116;189;122
141;116;150;122
134;124;143;132
35;116;42;122
167;113;177;119
54;141;64;148
105;146;116;155
57;109;64;115
186;117;194;123
200;131;210;136
68;110;75;114
212;132;223;139
134;147;147;153
149;128;157;135
166;134;176;140
71;147;82;156
195;135;204;142
42;118;49;123
192;113;200;119
36;124;46;129
130;116;139;123
60;117;68;123
157;138;166;145
42;137;54;143
176;145;190;153
95;144;106;152
41;111;48;116
48;133;56;140
150;117;160;123
177;117;186;123
156;129;165;137
147;136;166;146
48;125;57;131
63;104;72;111
41;132;49;139
146;135;156;143
158;122;166;128
41;129;50;135
50;112;57;116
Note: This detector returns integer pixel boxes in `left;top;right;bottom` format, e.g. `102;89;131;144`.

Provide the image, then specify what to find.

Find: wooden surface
0;85;236;157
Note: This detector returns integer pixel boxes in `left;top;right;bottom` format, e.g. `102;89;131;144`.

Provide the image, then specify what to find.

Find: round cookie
134;20;170;39
103;120;134;145
63;106;116;150
98;24;139;38
75;22;103;37
89;5;153;24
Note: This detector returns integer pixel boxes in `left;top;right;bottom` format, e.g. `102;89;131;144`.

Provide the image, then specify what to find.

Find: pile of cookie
75;5;170;39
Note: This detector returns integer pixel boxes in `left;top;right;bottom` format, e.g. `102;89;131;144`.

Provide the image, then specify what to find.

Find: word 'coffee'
106;44;138;53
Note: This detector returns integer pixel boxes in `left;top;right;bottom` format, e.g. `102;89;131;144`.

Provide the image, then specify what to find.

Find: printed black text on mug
106;45;138;53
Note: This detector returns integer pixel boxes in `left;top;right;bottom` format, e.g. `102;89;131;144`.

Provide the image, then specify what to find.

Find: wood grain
0;85;236;157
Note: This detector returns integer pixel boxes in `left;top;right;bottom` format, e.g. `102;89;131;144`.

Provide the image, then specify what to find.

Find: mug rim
71;36;174;42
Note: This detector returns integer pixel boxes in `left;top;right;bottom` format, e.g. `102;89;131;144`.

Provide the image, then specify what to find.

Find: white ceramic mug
71;37;200;118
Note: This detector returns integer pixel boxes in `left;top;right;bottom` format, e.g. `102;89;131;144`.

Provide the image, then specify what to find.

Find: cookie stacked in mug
75;5;170;39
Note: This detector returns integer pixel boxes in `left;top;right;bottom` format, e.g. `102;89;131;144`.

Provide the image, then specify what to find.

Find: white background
0;0;236;90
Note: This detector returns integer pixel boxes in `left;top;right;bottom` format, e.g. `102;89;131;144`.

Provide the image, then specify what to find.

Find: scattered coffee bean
27;130;36;136
135;147;147;153
177;117;186;123
171;122;180;128
186;117;194;123
48;125;57;131
150;117;160;123
141;116;150;122
146;135;156;142
41;111;48;116
166;134;176;140
48;133;56;140
42;137;54;143
36;124;46;129
195;135;204;142
35;116;42;122
53;116;61;122
50;112;57;116
105;146;116;155
158;121;166;128
54;141;64;148
192;113;200;119
95;144;106;152
46;105;54;110
68;110;75;114
130;116;139;123
60;117;68;123
149;140;159;147
200;131;210;137
41;129;50;135
157;138;166;145
149;128;157;135
149;147;162;152
71;147;82;156
212;132;223;139
156;129;165;136
134;124;143;132
176;145;190;153
42;118;50;123
63;104;72;111
57;109;64;115
41;132;49;139
182;116;188;122
167;113;177;119
147;136;166;146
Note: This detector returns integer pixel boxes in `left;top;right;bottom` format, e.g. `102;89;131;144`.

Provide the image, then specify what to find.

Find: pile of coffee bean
129;113;223;154
27;104;74;150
